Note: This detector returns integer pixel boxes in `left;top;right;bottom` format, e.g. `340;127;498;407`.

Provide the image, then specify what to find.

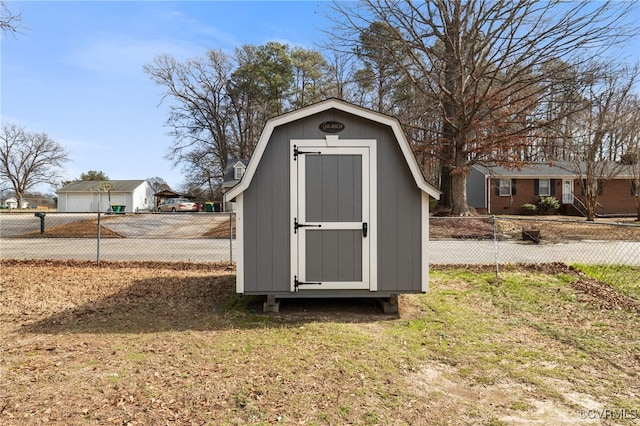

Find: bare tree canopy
1;0;25;37
565;62;640;220
327;0;640;215
0;123;69;207
144;43;335;200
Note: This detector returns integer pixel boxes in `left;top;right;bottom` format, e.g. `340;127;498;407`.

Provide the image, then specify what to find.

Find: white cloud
64;35;202;75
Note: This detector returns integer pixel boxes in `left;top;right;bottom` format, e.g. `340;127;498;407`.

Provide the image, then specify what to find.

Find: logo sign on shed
319;121;345;133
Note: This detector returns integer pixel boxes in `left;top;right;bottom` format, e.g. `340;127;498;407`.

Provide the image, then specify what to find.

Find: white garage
57;180;155;213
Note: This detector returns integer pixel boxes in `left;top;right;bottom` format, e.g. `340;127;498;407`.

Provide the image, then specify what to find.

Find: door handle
294;218;322;233
362;222;368;237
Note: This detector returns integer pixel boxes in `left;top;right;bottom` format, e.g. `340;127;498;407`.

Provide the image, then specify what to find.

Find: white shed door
290;139;377;292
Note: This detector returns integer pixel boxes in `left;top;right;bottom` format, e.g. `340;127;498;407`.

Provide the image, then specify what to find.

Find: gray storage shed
224;99;440;310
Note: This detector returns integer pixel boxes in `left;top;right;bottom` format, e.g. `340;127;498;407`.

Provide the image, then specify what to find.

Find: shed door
290;139;377;292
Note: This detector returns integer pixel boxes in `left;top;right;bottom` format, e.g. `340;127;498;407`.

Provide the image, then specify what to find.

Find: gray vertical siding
376;125;423;292
242;109;424;294
243;125;291;293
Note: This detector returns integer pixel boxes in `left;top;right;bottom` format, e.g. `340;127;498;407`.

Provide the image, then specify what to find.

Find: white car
157;198;199;212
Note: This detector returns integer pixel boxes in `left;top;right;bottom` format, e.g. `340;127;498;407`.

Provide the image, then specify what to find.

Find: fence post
96;212;101;265
492;215;499;279
229;212;233;264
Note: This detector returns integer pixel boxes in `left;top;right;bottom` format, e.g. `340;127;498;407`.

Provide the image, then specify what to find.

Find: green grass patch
574;264;640;299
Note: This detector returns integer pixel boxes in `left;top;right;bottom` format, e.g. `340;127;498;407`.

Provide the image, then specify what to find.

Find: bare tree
619;88;640;221
147;176;170;193
565;63;640;221
1;0;25;37
144;50;235;181
0;124;69;208
328;0;640;215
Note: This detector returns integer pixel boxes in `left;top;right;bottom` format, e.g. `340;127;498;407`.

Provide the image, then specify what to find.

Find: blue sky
2;1;639;195
2;1;331;193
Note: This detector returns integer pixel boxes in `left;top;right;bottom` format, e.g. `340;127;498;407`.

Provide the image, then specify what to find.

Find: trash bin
111;205;125;214
204;202;214;212
214;202;221;212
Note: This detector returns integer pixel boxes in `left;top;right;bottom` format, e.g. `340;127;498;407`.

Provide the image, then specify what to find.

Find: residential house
3;197;29;209
222;159;249;211
467;162;637;216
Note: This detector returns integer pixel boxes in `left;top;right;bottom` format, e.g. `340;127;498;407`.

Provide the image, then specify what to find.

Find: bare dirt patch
20;217;123;238
430;215;640;242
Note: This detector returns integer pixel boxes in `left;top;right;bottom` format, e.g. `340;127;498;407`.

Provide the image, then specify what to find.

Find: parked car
157;198;199;212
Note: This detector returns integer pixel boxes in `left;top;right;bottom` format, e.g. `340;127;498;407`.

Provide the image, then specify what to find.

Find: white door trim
562;179;574;204
290;137;377;292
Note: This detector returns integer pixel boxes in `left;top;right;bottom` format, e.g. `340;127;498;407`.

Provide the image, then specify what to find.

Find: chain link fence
0;212;235;264
1;212;639;281
429;216;640;284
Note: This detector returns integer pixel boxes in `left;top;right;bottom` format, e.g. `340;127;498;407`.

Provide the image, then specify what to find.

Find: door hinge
293;145;321;160
294;275;322;291
294;217;322;233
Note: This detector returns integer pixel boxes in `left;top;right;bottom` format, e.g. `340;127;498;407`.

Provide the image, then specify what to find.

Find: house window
538;179;551;196
234;165;245;180
582;179;603;196
498;179;511;196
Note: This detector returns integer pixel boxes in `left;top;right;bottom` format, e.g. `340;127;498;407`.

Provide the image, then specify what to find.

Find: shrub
521;203;537;215
537;196;560;214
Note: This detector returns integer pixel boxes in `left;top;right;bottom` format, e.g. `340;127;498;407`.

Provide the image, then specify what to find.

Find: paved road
0;238;234;263
2;212;637;264
1;238;638;265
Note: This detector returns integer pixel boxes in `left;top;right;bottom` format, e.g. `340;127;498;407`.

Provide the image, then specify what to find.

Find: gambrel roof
225;98;440;201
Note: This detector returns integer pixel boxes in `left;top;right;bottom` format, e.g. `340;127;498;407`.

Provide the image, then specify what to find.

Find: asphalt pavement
1;212;638;265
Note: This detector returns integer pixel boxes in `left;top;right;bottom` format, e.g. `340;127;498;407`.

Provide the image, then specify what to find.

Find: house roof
473;162;635;179
58;180;148;193
224;98;441;201
154;189;186;198
222;159;249;185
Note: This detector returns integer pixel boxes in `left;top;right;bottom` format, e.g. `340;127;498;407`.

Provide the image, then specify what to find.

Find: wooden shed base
259;294;400;314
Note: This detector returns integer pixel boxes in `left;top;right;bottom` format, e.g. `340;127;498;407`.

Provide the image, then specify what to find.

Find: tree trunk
437;164;453;210
585;194;597;222
15;190;24;210
450;173;471;216
636;195;640;222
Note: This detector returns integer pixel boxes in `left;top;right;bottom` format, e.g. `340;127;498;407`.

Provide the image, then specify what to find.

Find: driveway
101;213;231;238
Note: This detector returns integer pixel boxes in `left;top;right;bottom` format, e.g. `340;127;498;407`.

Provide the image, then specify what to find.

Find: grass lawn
1;260;638;425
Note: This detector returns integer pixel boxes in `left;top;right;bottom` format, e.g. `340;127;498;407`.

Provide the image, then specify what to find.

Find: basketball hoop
99;181;114;191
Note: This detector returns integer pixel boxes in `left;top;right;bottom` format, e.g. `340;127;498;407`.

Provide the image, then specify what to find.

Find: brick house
467;162;637;216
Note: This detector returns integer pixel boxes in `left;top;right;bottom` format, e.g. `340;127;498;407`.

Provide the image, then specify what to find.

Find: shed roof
58;180;148;193
225;98;440;201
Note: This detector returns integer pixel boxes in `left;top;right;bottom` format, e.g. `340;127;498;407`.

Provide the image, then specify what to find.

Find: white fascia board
224;99;441;201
